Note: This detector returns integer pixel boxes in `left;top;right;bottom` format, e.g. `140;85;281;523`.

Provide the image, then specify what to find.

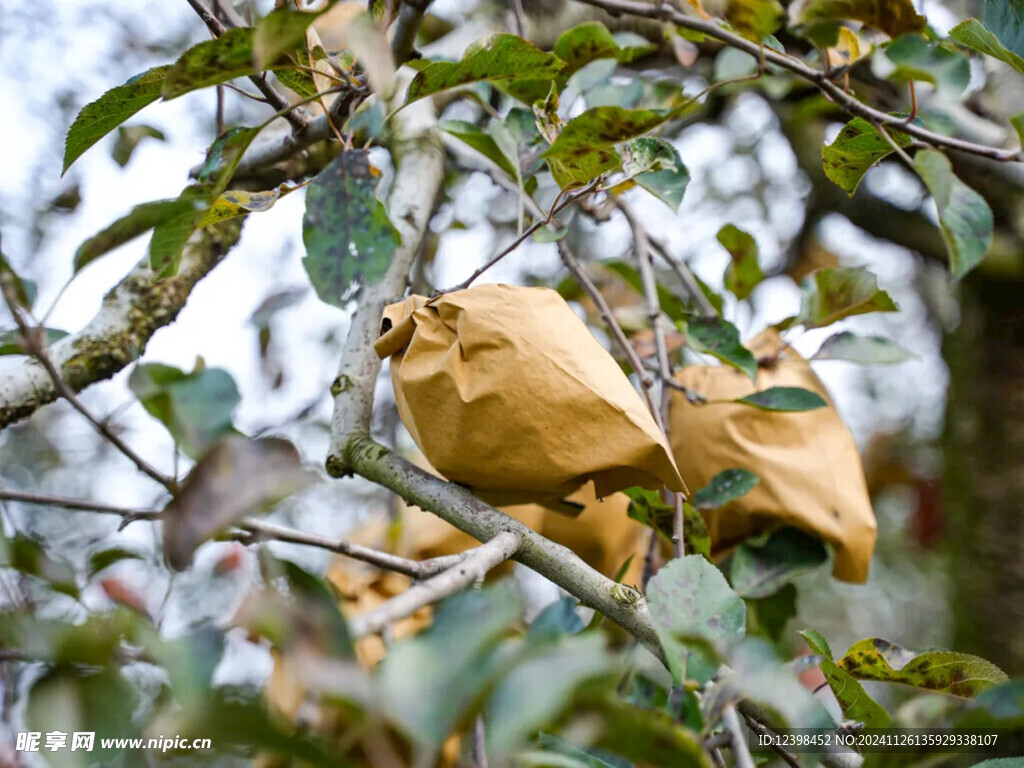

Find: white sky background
0;0;954;665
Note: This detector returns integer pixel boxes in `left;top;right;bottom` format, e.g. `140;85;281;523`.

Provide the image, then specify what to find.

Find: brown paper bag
669;329;877;583
374;284;686;505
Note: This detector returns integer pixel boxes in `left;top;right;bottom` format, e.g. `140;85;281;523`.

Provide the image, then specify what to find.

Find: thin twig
870;117;916;169
573;0;1020;163
1;275;179;495
391;0;432;64
473;716;490;768
0;487;469;579
348;531;520;637
722;705;756;768
445;180;601;293
615;200;687;557
742;711;801;768
184;0;308;131
648;235;717;317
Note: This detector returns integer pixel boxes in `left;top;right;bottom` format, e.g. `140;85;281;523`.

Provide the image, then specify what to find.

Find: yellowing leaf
838;638;1009;697
801;629;891;726
726;0;785;42
793;0;926;44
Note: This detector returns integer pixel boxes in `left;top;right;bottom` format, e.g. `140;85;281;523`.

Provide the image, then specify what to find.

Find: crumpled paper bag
669;329;877;583
374;284;686;505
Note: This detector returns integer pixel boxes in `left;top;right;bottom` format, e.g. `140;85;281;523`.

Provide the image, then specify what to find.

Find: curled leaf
163;436;318;570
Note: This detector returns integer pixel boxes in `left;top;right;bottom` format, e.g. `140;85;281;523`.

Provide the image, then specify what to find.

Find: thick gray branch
0;221;242;429
343;437;664;655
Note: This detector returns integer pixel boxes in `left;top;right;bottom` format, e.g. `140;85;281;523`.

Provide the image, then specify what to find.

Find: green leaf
150;127;260;275
730;528;828;598
602;260;689;322
684;316;758;381
63;65;170;174
1012;113;1024;146
726;0;785;42
529;596;585;641
88;547;145;578
0;328;68;356
838;638;1009;697
379;582;522;745
718;224;764;300
441;119;520;180
949;19;1024;76
646;555;746;685
405;34;565;104
486;634;616;757
716;638;833;728
543;106;675;188
793;0;925;44
748;583;797;642
801;628;891;727
302;150;402;307
692;468;759;511
624;489;710;557
622;137;690;211
274;63;319;98
6;534;78;597
797;267;899;328
112;124;166;167
0;250;35;308
128;362;240;460
811;331;915;363
913;149;994;280
822;117;912;196
553;22;657;76
884;35;970;96
984;0;1024;60
533;733;633;768
279;559;354;658
74;198;197;273
197;126;261;188
733;386;827;412
29;669;140;762
959;680;1024;728
252;6;323;70
162;27;257;99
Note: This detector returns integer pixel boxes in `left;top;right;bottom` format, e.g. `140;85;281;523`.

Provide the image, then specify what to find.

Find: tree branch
0;487;467;579
325;78;444;467
184;0;308;131
340;436;664;655
0;278;179;494
573;0;1020;163
348;530;519;637
0;220;243;429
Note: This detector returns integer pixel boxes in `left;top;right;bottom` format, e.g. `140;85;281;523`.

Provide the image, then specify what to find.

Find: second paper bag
669;329;876;583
